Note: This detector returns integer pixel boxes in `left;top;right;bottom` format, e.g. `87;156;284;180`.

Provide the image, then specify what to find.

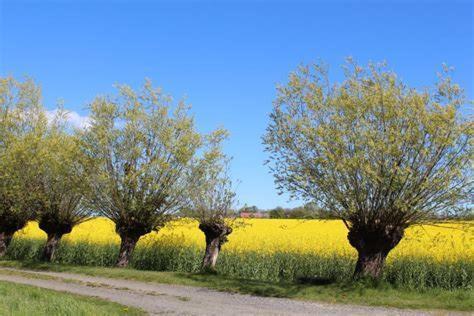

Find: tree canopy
35;110;93;261
185;131;235;223
0;77;48;255
264;61;472;226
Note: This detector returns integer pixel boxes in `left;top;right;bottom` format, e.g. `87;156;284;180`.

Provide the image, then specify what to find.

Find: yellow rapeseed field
16;218;473;262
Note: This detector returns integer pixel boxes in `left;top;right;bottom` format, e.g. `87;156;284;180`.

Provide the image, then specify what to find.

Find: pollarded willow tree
185;132;237;271
36;111;94;262
263;60;473;279
80;80;227;267
0;77;48;257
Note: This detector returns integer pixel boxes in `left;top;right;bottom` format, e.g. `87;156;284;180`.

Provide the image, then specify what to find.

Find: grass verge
0;279;145;316
0;260;472;312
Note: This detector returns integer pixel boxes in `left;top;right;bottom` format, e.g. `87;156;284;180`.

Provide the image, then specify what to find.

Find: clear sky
1;0;472;209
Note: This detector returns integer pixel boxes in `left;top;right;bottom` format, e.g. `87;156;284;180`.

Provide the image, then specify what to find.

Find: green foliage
79;80;228;238
268;203;328;219
185;136;236;224
268;207;286;218
263;60;473;226
0;77;49;236
36;111;93;236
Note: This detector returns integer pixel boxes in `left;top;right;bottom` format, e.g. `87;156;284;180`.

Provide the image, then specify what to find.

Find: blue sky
1;0;472;209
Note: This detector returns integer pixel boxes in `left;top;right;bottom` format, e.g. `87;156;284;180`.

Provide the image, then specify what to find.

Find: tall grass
6;237;473;290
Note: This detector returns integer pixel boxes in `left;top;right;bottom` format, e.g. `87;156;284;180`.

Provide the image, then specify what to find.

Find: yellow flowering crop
16;218;473;262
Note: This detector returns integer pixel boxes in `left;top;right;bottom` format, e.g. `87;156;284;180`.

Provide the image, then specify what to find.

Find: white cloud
46;109;91;130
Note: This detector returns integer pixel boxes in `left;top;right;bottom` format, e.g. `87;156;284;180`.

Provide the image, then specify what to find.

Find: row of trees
267;203;333;219
1;59;472;279
0;78;235;269
267;204;473;220
237;204;328;219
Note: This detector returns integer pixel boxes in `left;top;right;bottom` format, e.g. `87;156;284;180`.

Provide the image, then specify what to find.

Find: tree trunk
116;234;139;268
199;221;232;271
41;233;63;262
348;225;404;279
0;231;13;257
202;237;221;270
353;250;387;279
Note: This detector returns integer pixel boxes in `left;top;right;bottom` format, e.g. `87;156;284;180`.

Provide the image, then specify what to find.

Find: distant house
240;211;269;219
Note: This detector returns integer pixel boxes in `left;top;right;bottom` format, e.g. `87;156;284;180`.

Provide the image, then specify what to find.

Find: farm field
14;218;474;261
7;218;474;290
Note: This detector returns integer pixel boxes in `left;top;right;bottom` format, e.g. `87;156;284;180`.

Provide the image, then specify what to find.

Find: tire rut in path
0;267;456;316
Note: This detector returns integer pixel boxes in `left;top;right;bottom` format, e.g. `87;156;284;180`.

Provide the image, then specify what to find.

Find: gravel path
0;267;461;315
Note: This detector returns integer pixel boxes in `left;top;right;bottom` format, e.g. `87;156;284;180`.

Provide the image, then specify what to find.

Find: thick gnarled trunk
354;250;387;279
116;234;140;268
202;237;221;269
0;232;14;257
41;233;64;262
38;219;73;262
114;219;154;268
348;225;404;279
0;217;29;258
199;221;232;271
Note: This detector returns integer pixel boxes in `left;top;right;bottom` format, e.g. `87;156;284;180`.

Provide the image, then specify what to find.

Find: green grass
1;260;472;312
0;279;145;316
6;237;474;290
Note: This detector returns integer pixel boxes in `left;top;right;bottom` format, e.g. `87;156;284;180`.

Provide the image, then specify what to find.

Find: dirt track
0;267;462;315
